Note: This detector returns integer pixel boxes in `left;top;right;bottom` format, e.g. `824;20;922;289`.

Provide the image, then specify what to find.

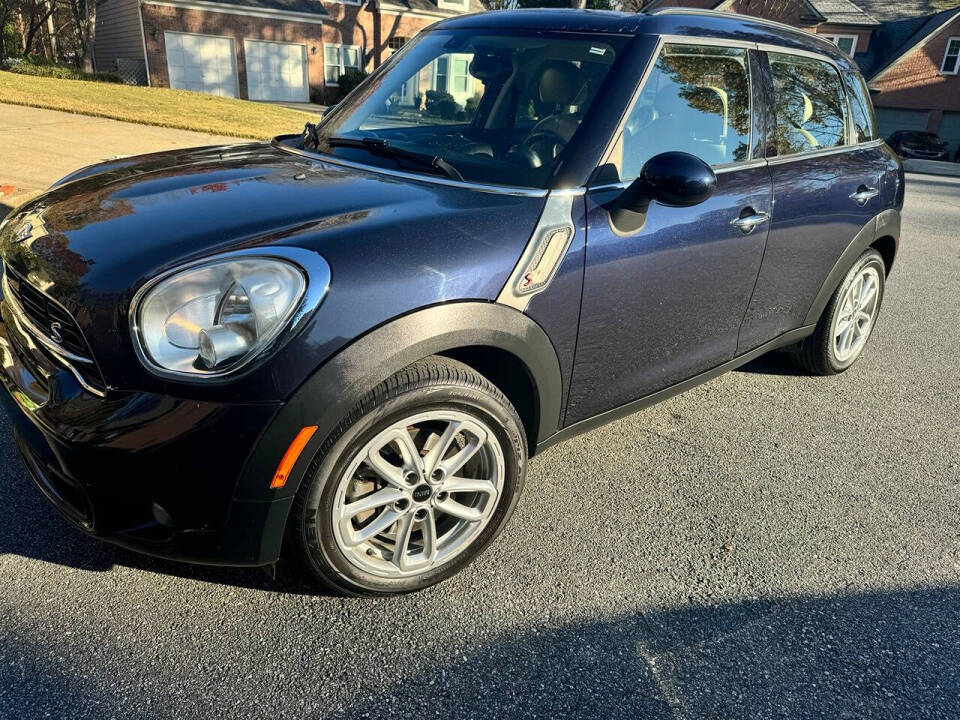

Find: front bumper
0;298;292;567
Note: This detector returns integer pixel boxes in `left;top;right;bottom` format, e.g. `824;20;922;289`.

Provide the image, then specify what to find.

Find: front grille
3;263;106;393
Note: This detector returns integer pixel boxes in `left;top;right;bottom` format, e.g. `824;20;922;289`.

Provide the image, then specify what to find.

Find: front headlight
132;256;308;378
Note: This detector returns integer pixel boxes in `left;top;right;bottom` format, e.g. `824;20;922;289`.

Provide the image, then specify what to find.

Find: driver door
565;42;772;424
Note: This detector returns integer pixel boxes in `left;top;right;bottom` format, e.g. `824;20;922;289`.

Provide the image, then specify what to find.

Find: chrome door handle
730;211;769;233
850;187;879;205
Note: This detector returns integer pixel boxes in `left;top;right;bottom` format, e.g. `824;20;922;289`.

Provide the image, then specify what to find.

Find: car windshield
300;29;629;189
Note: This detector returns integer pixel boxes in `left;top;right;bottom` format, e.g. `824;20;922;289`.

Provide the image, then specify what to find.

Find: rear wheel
288;356;527;596
793;248;885;375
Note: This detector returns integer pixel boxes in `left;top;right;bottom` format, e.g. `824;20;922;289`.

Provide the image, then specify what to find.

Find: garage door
165;32;237;98
936;111;960;157
875;108;928;142
244;40;308;102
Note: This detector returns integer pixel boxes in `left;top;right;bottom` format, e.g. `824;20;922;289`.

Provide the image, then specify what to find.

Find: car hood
0;140;545;395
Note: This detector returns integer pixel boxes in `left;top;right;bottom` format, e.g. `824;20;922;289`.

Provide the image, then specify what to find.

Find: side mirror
618;151;717;213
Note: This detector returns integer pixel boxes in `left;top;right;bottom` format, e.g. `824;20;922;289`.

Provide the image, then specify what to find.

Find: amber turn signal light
270;425;318;489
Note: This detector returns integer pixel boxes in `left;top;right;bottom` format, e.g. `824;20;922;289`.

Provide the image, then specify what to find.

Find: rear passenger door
566;42;772;425
738;49;886;352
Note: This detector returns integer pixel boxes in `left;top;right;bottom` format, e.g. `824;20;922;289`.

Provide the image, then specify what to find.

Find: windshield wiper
325;136;464;182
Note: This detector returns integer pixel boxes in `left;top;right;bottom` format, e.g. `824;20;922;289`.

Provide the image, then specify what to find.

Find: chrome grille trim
1;265;106;397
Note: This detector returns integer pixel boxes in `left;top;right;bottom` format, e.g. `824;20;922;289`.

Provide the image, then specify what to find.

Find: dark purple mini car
0;8;902;595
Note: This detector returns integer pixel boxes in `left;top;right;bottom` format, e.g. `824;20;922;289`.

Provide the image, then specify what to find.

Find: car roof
433;8;854;68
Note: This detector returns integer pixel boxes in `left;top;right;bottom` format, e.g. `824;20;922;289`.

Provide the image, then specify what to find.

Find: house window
942;37;960;74
323;43;361;85
387;36;408;52
822;34;858;56
438;0;468;10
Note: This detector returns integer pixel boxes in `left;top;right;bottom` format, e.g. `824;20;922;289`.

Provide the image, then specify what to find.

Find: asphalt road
0;174;958;720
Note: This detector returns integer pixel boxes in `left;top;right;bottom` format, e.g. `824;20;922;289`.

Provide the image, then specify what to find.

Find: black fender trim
236;301;562;513
537;325;815;454
803;209;900;327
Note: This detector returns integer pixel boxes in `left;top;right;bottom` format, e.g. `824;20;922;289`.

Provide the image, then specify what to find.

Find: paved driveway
0;106;957;719
0;103;240;214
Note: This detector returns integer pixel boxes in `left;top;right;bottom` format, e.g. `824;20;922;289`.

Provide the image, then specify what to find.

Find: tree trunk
571;0;587;7
80;0;96;72
46;1;58;62
24;4;58;57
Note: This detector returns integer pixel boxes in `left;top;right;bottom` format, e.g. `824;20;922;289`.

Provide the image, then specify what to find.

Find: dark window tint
768;52;847;155
844;69;877;143
612;44;751;180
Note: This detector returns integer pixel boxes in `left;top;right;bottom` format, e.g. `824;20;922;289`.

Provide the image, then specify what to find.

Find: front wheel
793;248;886;375
288;357;527;596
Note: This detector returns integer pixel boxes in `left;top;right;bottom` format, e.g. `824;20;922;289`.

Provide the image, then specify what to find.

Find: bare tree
67;0;94;71
19;0;58;56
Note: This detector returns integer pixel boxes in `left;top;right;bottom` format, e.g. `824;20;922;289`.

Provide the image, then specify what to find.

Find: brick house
644;0;960;152
93;0;482;104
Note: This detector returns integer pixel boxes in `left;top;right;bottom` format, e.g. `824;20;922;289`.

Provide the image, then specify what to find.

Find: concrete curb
902;159;960;177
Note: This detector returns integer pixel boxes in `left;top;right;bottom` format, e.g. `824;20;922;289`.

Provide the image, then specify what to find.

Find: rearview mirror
618;151;717;213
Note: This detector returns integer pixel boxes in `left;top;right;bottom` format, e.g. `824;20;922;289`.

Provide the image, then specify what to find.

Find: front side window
607;43;752;182
324;44;361;85
309;30;628;188
768;52;847;156
941;37;960;74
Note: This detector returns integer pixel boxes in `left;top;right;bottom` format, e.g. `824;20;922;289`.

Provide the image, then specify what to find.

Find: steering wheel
521;130;569;168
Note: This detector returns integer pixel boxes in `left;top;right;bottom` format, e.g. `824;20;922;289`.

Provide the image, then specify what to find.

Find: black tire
287;356;527;596
793;248;886;375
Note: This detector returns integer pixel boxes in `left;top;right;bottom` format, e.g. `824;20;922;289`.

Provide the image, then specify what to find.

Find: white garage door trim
165;31;238;98
244;39;309;103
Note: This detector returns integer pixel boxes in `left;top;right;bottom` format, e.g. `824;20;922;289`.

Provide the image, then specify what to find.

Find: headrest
538;60;585;107
801;93;814;124
469;52;510;81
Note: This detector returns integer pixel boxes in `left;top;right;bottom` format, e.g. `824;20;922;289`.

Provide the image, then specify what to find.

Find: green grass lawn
0;71;316;139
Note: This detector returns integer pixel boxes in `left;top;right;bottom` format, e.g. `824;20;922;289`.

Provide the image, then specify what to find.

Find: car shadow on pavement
3;583;954;718
0;429;324;596
321;585;959;719
0;202;12;220
735;351;809;377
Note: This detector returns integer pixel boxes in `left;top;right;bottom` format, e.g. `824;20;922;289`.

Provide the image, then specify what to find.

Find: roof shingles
808;0;880;25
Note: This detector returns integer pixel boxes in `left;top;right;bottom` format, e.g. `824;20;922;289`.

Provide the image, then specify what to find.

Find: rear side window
844;69;878;143
768;52;847;155
609;43;752;180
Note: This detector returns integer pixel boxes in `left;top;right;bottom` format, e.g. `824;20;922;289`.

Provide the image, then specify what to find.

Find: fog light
198;325;251;369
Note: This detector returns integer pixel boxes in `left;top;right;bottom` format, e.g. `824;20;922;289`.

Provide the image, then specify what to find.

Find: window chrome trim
766;138;884;166
756;42;844;66
587;139;884;192
271;138;550;198
656;34;758;50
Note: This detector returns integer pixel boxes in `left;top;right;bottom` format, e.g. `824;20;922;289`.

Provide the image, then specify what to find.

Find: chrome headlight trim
129;247;331;383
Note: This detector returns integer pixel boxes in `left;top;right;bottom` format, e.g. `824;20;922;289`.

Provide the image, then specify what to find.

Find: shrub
424;89;458;120
337;68;367;100
3;56;122;83
464;94;480;120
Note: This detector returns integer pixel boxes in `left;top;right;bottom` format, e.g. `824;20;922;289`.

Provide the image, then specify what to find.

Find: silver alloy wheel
832;265;881;363
331;410;505;579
